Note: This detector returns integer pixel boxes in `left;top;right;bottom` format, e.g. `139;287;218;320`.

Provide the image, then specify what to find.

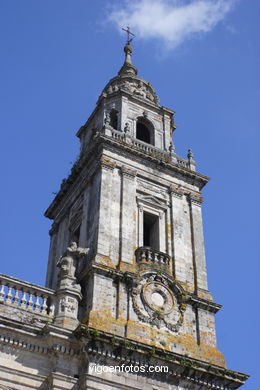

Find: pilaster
96;157;115;260
169;185;194;291
188;193;208;293
119;165;137;266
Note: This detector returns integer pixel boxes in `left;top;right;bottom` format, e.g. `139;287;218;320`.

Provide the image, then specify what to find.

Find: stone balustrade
176;157;190;169
135;246;171;272
106;128;193;170
0;273;55;316
109;128;125;142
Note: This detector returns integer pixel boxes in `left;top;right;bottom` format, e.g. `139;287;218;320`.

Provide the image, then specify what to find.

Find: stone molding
0;332;79;356
137;178;167;199
120;165;137;180
169;183;184;199
100;156;116;171
136;194;168;210
86;263;222;314
45;133;207;220
188;192;204;206
131;271;187;332
102;76;160;106
75;326;249;390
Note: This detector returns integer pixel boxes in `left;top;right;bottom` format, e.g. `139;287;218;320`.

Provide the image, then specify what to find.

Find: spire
118;27;138;77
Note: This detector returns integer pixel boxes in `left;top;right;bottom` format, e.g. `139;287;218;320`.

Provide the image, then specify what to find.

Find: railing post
28;291;34;311
42;295;48;315
6;284;13;304
0;283;5;303
20;289;27;309
13;287;19;306
35;293;40;312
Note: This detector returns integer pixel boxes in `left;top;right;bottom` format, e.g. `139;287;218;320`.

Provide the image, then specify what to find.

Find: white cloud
108;0;235;50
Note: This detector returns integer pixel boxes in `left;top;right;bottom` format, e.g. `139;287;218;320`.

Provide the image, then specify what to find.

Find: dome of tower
98;43;160;106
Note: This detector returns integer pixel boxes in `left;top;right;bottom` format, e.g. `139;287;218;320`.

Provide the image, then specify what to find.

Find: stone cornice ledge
100;133;209;185
74;325;249;390
45;131;209;219
189;296;222;313
80;263;221;313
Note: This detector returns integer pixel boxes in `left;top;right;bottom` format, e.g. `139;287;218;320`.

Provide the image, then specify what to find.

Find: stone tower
0;43;248;389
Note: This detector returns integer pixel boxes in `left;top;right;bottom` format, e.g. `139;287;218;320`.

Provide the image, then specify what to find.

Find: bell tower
44;41;223;364
34;40;251;390
0;37;249;389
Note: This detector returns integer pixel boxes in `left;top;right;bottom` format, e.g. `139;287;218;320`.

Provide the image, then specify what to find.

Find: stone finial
124;122;130;133
187;149;196;171
118;44;138;76
104;112;111;126
169;141;175;154
187;148;194;161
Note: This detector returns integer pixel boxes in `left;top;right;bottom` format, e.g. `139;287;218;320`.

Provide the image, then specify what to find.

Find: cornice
99;133;209;186
121;165;137;179
74;325;249;390
45;132;209;220
79;263;221;314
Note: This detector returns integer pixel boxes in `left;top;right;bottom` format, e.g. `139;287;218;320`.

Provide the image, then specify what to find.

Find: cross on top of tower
122;26;135;44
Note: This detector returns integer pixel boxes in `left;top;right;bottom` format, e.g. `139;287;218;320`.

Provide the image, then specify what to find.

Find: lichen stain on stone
119;262;136;273
95;254;116;269
86;311;226;367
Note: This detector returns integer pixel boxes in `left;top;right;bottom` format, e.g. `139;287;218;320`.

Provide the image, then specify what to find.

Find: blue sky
0;1;259;388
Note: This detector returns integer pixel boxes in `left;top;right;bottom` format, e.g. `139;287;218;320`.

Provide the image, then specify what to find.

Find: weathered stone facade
0;43;248;389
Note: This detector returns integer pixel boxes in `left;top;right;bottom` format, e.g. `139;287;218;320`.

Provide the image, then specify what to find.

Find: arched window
110;109;118;130
136;118;154;145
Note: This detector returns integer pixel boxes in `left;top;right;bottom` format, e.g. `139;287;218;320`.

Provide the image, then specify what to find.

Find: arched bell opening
136;117;154;145
110;109;118;130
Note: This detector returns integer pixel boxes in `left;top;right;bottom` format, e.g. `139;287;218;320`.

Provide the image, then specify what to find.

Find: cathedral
0;40;248;389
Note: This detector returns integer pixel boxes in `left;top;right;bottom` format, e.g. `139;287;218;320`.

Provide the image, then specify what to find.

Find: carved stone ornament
121;165;137;179
169;183;184;199
137;179;167;199
131;271;187;332
124;122;130;133
188;192;203;205
104;77;160;105
57;242;89;292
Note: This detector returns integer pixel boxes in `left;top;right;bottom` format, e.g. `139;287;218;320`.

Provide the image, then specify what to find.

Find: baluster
20;289;27;308
147;249;153;262
13;286;20;306
140;249;146;261
42;295;48;315
49;301;55;316
157;254;162;265
6;284;13;304
0;283;5;303
35;293;40;312
27;291;34;310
